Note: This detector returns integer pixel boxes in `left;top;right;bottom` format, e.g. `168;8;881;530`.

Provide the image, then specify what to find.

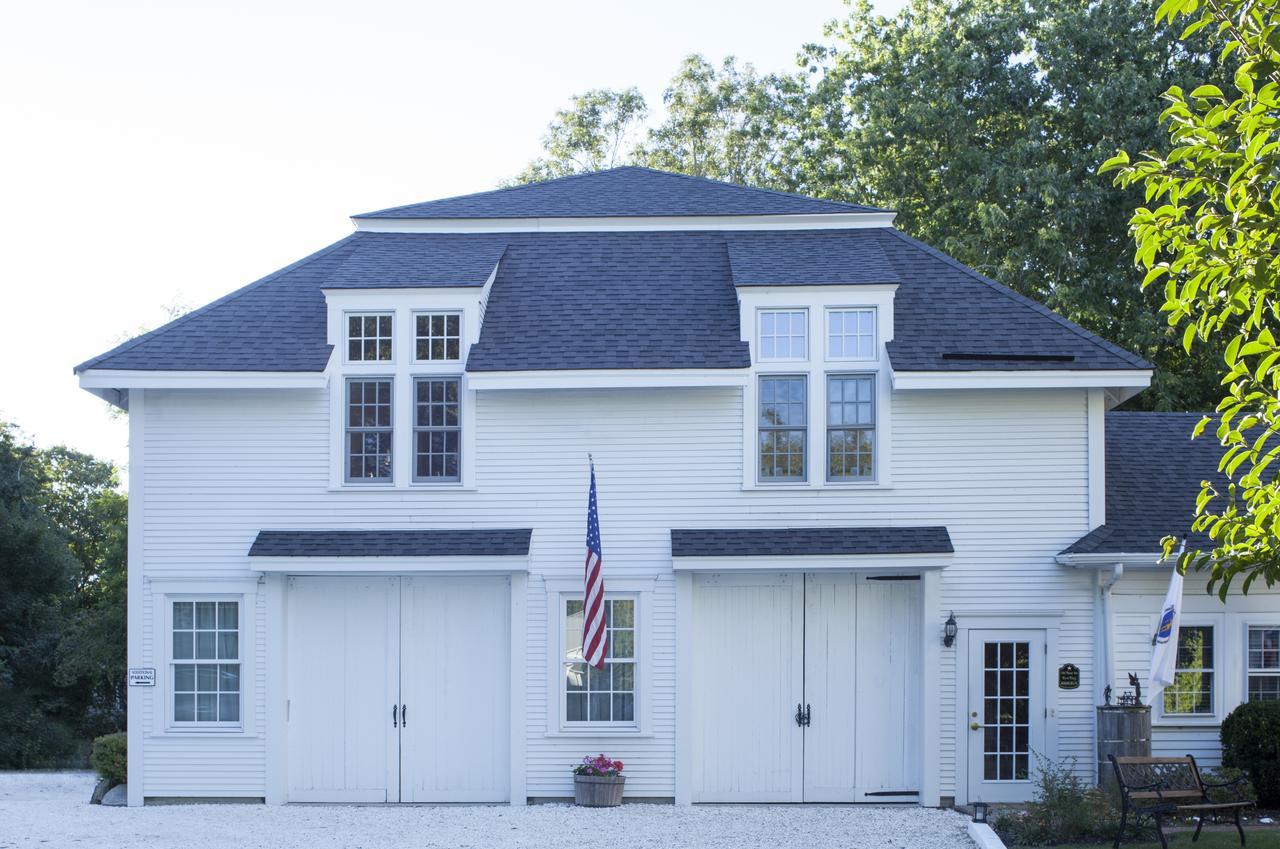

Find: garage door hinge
286;700;290;721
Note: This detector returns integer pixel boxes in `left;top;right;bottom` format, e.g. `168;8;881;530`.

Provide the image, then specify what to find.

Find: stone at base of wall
967;821;1007;849
101;784;127;807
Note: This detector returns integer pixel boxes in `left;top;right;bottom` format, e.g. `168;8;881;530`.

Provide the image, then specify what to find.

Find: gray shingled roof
248;529;532;557
75;169;1152;375
355;166;886;219
671;526;953;557
1061;413;1221;555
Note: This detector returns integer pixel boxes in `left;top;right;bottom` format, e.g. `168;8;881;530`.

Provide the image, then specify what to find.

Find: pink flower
613;760;624;771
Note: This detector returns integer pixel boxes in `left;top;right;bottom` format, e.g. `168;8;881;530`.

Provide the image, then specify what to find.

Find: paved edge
967;822;1007;849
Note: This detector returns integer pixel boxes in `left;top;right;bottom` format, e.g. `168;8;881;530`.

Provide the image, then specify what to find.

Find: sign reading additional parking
1058;663;1080;690
128;667;156;687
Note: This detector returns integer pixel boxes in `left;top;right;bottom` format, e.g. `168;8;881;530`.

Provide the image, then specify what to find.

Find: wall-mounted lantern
972;802;989;824
943;612;958;648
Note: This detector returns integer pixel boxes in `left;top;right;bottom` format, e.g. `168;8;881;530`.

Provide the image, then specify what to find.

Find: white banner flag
1148;562;1185;705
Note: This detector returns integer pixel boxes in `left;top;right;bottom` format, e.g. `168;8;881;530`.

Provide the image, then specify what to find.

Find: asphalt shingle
248;528;533;557
726;231;900;286
670;526;954;557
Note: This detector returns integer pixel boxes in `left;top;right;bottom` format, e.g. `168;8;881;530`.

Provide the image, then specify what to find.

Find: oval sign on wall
1058;663;1080;690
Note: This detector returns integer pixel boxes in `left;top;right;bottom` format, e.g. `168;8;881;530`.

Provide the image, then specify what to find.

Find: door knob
970;721;983;730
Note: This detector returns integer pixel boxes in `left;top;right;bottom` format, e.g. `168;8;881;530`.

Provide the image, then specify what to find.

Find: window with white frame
345;378;393;482
171;600;239;724
346;313;393;362
415;312;462;362
1163;625;1215;715
563;597;636;725
413;377;461;482
759;375;807;481
1248;626;1280;701
827;308;876;360
827;374;875;481
758;309;808;361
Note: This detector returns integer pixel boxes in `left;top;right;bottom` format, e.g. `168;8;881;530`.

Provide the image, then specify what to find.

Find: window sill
741;482;892;492
151;729;257;738
326;485;478;493
544;730;654;739
1153;716;1221;727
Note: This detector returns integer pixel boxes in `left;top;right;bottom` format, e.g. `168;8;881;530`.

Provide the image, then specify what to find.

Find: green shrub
1200;765;1256;804
991;755;1120;846
1221;700;1280;807
89;732;126;785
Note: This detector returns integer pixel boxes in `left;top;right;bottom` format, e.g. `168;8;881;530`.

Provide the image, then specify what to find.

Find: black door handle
795;703;805;727
401;704;407;727
392;704;398;728
804;704;812;727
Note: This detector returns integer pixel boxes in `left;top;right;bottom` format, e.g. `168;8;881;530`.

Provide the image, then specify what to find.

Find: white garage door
691;572;921;803
287;575;510;803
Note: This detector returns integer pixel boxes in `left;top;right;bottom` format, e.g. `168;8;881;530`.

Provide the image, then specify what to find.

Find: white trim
264;573;287;805
248;555;530;574
465;369;750;390
891;369;1153;391
825;306;879;363
1057;552;1167;568
341;310;396;366
352;212;898;234
756;307;810;363
920;569;942;807
1087;388;1106;529
1153;613;1225;725
79;370;327;390
509;571;528;805
155;590;257;738
674;571;694;805
671;553;951;572
126;390;144;806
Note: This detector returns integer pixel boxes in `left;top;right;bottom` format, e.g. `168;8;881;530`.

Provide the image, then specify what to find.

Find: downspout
1099;563;1124;701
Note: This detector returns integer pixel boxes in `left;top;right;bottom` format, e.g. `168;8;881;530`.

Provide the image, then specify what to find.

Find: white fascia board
78;370;328;391
734;283;900;296
671;552;952;572
890;368;1153;391
248;555;529;574
465;368;750;390
1055;551;1168;569
321;285;485;299
352;212;897;234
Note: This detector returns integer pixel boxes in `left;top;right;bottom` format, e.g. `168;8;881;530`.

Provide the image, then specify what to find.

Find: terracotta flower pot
574;774;625;807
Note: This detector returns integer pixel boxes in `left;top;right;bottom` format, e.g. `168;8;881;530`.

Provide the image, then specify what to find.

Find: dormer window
758;309;808;361
827;308;876;360
415;312;462;362
347;313;394;362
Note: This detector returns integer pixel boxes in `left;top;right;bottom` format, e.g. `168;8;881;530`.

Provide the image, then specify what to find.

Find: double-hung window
563;597;636;725
171;600;240;725
1163;625;1215;716
415;312;461;362
413;377;461;482
345;379;393;482
347;313;393;362
1248;626;1280;701
828;308;876;360
758;310;807;361
827;375;875;481
759;375;807;481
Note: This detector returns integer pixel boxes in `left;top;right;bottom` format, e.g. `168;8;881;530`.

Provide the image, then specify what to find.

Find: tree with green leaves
512;88;648;185
1101;0;1280;594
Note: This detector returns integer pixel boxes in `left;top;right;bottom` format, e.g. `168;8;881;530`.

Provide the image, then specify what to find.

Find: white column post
264;573;287;804
919;568;942;807
674;570;694;805
509;571;528;805
126;390;145;807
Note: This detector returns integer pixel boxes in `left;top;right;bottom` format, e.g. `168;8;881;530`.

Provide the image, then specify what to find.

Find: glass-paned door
967;629;1046;803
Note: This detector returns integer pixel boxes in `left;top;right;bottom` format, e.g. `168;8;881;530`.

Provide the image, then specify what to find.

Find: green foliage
991;755;1120;846
1221;700;1280;806
515;0;1225;411
512;88;647;185
1101;0;1280;593
89;732;127;785
0;422;126;766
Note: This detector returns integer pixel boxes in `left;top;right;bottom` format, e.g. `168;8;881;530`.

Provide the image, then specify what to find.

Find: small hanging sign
1058;663;1080;690
128;668;156;687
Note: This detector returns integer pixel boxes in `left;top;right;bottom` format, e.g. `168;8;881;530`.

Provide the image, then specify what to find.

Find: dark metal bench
1109;754;1255;848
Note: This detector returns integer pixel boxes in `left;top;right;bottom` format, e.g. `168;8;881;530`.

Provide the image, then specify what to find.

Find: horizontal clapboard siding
139;384;1094;798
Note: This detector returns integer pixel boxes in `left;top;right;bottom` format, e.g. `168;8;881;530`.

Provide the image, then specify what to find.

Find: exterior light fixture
943;612;958;647
973;802;989;824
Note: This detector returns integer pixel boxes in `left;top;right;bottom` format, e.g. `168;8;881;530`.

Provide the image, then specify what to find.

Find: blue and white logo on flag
1148;550;1185;704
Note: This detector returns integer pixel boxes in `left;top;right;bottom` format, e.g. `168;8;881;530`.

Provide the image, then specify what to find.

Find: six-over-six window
563;597;636;725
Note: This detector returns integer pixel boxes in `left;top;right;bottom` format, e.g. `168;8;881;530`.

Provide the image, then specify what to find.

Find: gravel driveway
0;772;975;849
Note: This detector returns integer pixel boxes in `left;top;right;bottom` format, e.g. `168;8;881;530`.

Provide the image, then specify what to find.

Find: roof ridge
74;234;360;373
882;229;1152;370
615;165;889;213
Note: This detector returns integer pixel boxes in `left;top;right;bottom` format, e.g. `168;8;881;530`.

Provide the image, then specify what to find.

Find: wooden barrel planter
1097;705;1151;790
574;774;625;807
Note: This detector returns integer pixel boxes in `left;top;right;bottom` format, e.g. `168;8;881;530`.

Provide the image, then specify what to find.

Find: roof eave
1055;550;1172;568
350;212;897;234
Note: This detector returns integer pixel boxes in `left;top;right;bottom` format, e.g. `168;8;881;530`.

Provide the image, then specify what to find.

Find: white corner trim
465;369;750;391
78;370;328;390
890;369;1153;391
351;212;898;234
1087;388;1106;529
248;555;530;574
670;553;952;572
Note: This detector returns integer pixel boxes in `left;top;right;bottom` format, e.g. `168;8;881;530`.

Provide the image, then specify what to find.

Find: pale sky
0;0;902;476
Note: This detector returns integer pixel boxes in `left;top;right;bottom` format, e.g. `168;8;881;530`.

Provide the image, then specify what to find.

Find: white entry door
691;572;921;803
287;576;400;802
286;575;510;803
965;630;1046;803
399;576;510;803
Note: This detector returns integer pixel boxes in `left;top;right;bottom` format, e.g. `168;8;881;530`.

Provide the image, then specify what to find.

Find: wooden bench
1109;754;1255;848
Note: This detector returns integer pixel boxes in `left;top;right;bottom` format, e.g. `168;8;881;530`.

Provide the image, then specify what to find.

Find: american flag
582;459;608;670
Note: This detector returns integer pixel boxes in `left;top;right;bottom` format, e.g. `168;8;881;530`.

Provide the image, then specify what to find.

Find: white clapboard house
75;167;1280;807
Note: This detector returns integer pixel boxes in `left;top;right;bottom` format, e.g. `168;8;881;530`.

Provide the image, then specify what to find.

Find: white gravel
0;772;975;849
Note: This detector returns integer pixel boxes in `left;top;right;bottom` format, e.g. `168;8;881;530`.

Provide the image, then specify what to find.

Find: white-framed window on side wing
345;378;393;483
827;374;875;482
412;376;461;482
170;599;240;727
562;596;637;727
1248;626;1280;701
757;309;808;362
1163;624;1215;716
345;312;394;362
758;374;807;482
827;307;877;360
414;311;462;362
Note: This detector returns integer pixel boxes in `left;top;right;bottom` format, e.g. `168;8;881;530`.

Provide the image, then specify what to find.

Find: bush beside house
1222;701;1280;807
90;732;126;785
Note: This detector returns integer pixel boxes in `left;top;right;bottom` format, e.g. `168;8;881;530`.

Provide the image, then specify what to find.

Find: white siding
136;383;1095;800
